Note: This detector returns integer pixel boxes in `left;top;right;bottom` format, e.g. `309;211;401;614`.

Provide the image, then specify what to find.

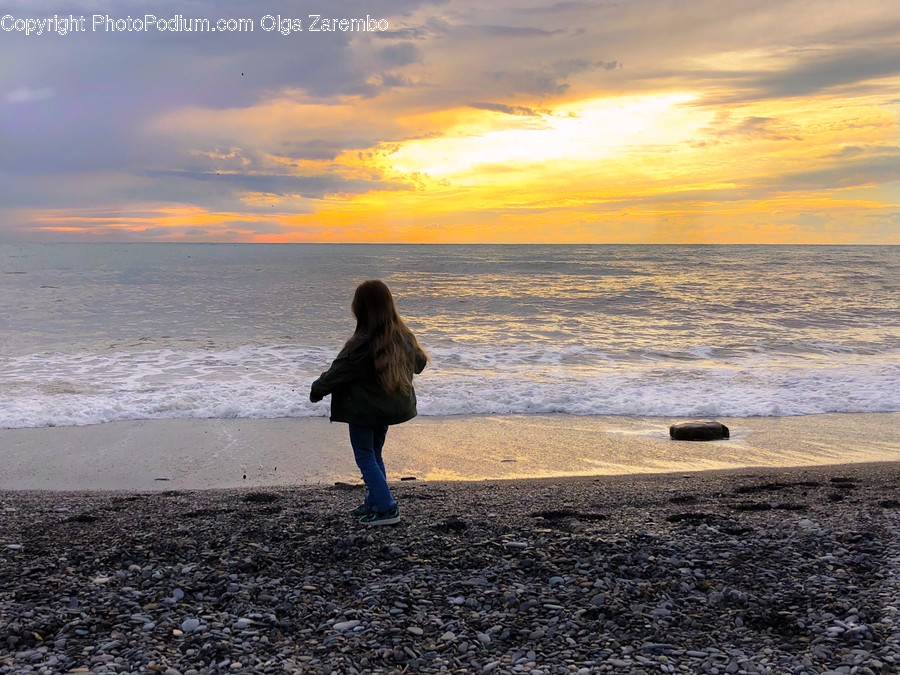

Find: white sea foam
1;344;898;429
3;244;898;428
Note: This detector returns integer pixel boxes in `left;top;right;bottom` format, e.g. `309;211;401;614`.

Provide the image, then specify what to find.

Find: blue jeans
348;424;396;513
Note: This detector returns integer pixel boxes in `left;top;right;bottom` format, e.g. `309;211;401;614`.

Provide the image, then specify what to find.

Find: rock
333;620;360;631
400;476;417;481
407;626;423;636
669;420;730;441
180;618;200;633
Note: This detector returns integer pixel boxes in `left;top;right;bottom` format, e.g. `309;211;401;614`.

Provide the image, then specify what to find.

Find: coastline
0;412;898;491
2;462;898;673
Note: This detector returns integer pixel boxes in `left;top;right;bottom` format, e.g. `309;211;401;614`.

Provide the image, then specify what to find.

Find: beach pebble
1;463;898;675
180;618;200;633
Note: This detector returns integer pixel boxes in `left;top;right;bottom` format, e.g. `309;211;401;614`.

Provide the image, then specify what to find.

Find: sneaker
358;506;401;526
350;504;373;518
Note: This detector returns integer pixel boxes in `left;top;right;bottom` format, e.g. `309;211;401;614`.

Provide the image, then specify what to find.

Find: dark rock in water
669;420;730;441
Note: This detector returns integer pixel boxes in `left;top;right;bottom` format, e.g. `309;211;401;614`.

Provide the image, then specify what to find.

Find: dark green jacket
310;335;427;426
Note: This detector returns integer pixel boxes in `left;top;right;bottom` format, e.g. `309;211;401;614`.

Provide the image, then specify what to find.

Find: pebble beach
2;462;899;674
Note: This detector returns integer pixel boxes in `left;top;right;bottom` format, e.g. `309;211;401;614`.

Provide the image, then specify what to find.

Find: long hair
349;280;426;394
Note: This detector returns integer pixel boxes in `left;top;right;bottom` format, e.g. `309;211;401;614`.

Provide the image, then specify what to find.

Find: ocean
1;243;898;429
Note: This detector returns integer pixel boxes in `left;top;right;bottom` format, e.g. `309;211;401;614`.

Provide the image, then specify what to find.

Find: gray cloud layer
1;0;898;239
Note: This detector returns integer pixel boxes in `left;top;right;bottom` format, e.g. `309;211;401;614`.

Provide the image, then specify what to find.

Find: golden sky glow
2;0;899;243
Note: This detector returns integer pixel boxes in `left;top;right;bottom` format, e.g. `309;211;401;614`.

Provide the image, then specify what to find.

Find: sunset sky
1;0;899;243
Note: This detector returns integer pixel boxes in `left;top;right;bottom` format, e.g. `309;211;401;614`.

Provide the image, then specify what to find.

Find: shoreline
2;462;898;673
1;412;898;492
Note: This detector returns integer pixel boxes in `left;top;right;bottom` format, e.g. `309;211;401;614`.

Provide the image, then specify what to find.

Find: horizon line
3;241;898;247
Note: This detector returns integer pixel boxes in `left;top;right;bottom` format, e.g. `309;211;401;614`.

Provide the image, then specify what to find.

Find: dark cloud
377;42;422;66
730;116;802;141
274;139;362;161
775;152;900;190
692;112;803;146
487;69;569;96
828;145;900;159
468;102;544;116
0;0;437;213
377;73;419;87
693;46;900;104
553;59;620;75
142;169;412;198
374;25;434;40
752;47;900;99
518;1;596;14
478;25;562;37
485;55;621;97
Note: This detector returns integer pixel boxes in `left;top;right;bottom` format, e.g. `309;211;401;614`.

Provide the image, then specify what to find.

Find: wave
1;344;898;428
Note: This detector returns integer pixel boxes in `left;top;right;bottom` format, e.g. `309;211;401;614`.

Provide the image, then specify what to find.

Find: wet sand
0;413;898;491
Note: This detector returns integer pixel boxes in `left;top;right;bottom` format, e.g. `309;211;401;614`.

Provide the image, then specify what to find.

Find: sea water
1;243;898;429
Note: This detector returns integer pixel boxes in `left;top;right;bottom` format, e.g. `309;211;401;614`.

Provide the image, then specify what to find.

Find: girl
310;280;428;526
